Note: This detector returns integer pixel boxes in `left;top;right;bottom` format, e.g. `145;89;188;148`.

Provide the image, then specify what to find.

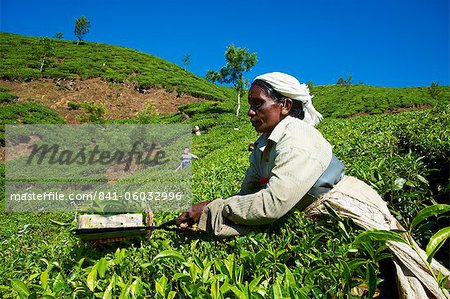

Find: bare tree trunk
236;90;241;117
40;58;45;73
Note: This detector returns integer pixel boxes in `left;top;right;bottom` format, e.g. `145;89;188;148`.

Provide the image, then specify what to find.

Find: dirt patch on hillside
386;103;432;113
0;78;204;123
349;104;433;118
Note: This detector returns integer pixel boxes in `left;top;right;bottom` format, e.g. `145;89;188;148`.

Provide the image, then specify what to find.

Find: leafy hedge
3;105;448;298
311;84;450;118
0;86;18;104
0;102;65;146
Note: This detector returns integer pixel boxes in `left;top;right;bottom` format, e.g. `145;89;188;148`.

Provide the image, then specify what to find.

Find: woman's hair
251;79;305;120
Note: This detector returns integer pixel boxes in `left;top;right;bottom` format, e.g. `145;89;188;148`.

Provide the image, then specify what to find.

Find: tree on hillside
74;16;91;45
429;82;441;100
336;77;346;86
205;44;257;116
182;54;191;70
54;32;63;39
336;75;353;86
346;75;353;86
307;80;314;93
35;37;54;73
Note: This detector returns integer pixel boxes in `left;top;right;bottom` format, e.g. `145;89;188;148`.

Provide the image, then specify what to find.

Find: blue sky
1;0;449;87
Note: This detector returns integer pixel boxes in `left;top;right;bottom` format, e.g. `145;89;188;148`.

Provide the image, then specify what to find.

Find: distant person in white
175;148;198;171
193;125;201;135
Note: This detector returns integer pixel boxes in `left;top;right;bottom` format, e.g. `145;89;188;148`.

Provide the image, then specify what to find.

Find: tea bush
312;84;450;118
4;105;448;298
0;102;65;146
2;32;448;118
0;32;232;102
0;86;18;104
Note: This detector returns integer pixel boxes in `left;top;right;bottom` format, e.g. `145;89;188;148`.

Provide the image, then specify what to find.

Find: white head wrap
254;72;323;126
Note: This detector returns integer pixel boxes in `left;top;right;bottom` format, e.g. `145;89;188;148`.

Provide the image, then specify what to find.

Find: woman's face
247;84;284;133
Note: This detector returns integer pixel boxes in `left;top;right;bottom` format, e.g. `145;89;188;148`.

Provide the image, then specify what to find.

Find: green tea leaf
426;227;450;263
119;281;131;299
130;278;143;298
87;265;98;292
193;255;203;269
153;250;185;262
284;266;295;288
202;261;213;283
97;258;108;278
140;263;152;269
339;260;351;294
311;287;324;298
228;284;246;299
155;275;167;297
11;279;30;298
172;273;190;281
188;260;200;281
272;281;282;299
103;286;112;299
366;263;377;298
410;204;450;231
297;286;312;299
52;273;67;293
210;279;220;299
437;271;450;289
415;174;429;185
375;252;392;262
338;221;349;239
249;275;264;291
41;270;49;289
49;219;72;226
347;258;367;271
103;276;116;299
323;202;342;220
352;229;406;246
254;250;269;264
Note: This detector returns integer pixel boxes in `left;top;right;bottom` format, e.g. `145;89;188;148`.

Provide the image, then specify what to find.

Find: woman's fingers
179;222;189;229
176;201;212;228
176;211;190;227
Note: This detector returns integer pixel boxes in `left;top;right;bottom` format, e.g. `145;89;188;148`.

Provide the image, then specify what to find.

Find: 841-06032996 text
9;191;185;202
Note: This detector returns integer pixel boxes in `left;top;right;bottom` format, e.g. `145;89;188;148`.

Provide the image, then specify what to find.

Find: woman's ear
281;98;293;115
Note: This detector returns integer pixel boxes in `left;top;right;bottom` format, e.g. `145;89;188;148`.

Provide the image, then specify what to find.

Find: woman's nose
248;107;256;116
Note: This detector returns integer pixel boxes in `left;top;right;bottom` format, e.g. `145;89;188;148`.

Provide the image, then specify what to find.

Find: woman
176;72;449;298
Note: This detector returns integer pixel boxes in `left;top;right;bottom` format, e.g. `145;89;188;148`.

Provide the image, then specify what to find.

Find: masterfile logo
5;124;193;213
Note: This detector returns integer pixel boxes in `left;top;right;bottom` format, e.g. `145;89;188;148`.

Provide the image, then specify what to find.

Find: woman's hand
176;201;212;228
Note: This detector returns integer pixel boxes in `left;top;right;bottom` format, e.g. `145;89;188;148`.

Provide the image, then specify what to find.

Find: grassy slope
1;32;449;120
0;32;233;101
311;84;450;118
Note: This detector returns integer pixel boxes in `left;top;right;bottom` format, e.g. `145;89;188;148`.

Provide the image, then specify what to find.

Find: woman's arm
197;146;330;236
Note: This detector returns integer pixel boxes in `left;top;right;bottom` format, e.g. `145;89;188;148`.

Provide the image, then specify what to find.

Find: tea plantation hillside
0;32;233;101
1;32;449;119
0;32;449;298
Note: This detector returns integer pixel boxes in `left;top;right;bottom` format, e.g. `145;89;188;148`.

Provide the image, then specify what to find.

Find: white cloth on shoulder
305;175;450;299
